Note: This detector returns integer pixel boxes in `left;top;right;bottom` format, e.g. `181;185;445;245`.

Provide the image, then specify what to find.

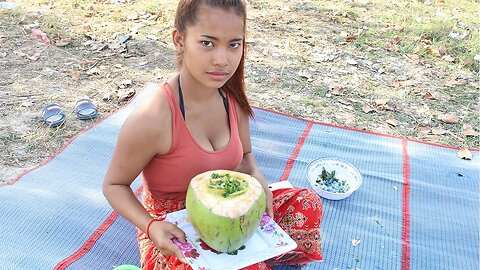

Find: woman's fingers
168;223;187;243
267;201;274;218
265;187;274;218
156;222;188;263
159;239;187;263
173;245;188;264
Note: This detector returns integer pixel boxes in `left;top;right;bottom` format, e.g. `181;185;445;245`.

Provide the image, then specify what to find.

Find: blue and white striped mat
1;83;478;270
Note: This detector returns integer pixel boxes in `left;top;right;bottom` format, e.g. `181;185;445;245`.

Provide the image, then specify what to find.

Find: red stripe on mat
401;139;411;270
53;186;143;270
253;106;479;152
279;121;313;181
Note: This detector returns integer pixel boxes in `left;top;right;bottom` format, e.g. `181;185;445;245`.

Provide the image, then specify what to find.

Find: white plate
268;180;294;191
165;209;297;270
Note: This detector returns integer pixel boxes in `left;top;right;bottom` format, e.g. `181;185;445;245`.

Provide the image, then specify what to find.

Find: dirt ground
0;0;478;184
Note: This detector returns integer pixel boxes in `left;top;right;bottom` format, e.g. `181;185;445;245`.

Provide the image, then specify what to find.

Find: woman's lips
207;72;228;81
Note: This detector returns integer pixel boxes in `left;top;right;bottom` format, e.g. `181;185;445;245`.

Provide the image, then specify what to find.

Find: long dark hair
174;0;253;117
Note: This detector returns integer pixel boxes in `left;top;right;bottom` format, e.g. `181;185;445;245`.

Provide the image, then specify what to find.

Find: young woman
103;0;323;269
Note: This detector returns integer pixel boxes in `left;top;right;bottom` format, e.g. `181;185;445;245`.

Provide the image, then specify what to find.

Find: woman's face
178;5;244;89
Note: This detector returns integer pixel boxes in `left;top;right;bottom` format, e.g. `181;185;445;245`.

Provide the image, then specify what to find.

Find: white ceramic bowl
306;158;362;200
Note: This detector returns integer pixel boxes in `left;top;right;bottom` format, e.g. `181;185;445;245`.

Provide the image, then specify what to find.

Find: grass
13;0;178;45
15;0;479;72
313;0;480;72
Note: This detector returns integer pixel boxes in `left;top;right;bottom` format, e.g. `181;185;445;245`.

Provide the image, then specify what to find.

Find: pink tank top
141;82;243;200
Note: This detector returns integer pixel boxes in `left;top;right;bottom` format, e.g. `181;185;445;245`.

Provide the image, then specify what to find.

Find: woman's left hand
263;185;274;218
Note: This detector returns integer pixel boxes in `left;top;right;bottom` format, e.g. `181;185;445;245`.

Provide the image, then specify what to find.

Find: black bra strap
177;76;228;120
178;76;186;120
218;89;229;122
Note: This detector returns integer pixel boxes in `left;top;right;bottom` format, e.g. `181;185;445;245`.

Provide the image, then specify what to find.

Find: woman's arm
102;94;187;262
102;111;160;233
235;106;274;218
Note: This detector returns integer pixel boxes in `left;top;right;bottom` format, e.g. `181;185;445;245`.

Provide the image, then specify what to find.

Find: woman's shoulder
122;82;173;138
233;99;249;123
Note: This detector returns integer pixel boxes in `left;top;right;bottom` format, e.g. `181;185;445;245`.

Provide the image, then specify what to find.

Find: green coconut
186;170;266;253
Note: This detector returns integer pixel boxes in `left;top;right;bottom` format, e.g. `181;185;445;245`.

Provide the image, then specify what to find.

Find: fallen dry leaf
386;115;400;127
395;103;405;111
464;58;474;66
384;104;395;111
69;71;81;80
399;80;415;87
390;36;401;44
55;39;70;47
375;98;389;106
118;88;136;102
419;126;431;134
298;69;313;80
457;148;472;160
122;79;132;86
346;58;358;65
442;55;455;62
391;81;401;88
86;67;101;75
422;90;436;100
20;101;34;107
345;118;355;127
102;93;112;101
127;13;139;21
444;78;468;87
438;45;447;56
432;126;447;135
438;113;459;124
91;42;107;51
312;79;323;86
428;46;440;57
14;51;27;57
331;87;347;96
406;53;420;64
463;124;480;136
346;34;357;42
27;53;40;61
362;103;375;113
449;31;469;40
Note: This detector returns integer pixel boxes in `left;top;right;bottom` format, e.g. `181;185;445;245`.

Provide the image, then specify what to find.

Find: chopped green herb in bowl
315;167;351;193
306;158;362;200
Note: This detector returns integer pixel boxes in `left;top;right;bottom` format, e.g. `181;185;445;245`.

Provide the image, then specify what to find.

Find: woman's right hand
148;220;188;264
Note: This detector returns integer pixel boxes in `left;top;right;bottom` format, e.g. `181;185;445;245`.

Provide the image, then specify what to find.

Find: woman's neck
178;70;218;102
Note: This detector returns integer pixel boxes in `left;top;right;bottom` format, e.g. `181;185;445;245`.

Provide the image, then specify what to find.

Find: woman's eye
230;43;241;48
201;41;213;47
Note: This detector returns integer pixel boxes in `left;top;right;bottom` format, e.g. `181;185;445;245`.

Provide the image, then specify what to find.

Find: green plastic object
113;265;141;270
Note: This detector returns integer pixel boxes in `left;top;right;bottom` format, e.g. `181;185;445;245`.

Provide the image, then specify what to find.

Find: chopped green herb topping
209;173;248;198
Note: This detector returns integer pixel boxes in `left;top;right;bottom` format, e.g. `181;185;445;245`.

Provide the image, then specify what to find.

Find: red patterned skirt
138;188;323;269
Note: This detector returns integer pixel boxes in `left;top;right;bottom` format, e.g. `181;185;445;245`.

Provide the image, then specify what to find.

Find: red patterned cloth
138;187;323;269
